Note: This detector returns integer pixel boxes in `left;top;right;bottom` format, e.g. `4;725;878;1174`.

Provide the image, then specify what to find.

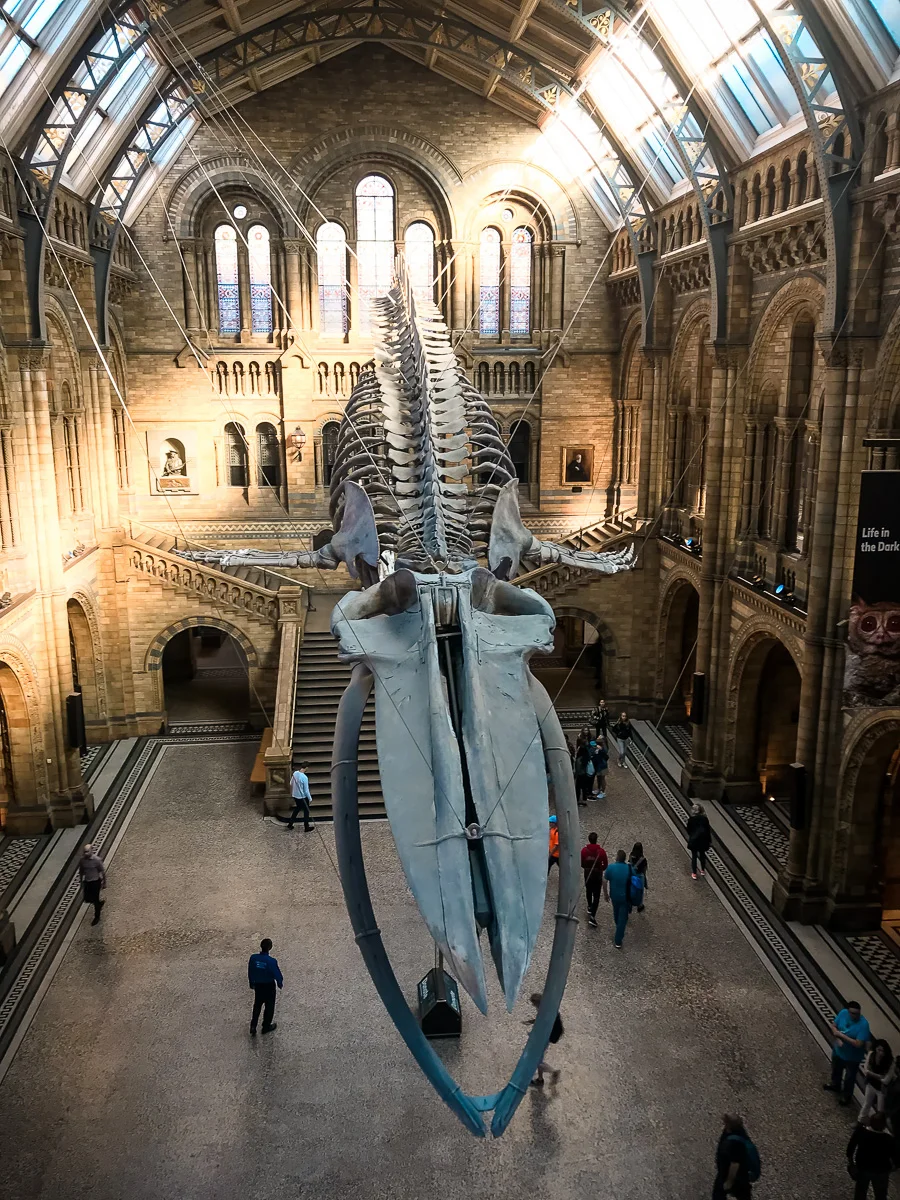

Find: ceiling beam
510;0;541;44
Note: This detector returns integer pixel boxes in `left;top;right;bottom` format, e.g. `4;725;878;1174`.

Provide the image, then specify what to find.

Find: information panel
844;471;900;708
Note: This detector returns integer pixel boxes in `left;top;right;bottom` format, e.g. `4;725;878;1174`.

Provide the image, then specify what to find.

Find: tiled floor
0;741;872;1199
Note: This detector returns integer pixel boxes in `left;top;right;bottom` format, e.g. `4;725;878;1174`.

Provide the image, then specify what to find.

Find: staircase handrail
555;506;638;551
125;536;282;624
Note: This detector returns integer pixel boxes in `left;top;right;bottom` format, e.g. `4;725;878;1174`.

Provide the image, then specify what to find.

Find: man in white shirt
287;762;313;831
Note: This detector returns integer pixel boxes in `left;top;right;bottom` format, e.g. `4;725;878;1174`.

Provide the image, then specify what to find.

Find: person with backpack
574;742;594;806
628;841;648;913
591;739;609;799
523;991;563;1087
687;802;713;879
847;1111;898;1199
581;832;608;927
713;1113;760;1198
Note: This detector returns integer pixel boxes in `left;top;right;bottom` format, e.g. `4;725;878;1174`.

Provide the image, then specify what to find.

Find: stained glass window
510;227;533;338
248;224;272;335
405;222;434;306
215;224;240;336
317;222;347;338
356;175;395;334
479;228;501;338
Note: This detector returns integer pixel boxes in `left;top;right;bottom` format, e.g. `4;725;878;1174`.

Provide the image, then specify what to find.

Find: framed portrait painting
561;447;593;486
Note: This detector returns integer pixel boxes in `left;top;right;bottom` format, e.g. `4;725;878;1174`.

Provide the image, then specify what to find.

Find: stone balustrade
127;540;281;624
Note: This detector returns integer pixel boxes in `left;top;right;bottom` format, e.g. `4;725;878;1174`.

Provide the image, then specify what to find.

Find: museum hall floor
0;739;876;1199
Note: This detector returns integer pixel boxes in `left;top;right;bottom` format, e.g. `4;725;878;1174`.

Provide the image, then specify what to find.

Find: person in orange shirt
548;815;560;874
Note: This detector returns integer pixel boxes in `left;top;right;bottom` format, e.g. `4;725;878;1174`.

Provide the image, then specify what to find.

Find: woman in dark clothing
713;1113;755;1200
610;712;633;768
629;841;648;912
591;701;610;740
848;1112;897;1200
687;802;712;880
574;743;593;806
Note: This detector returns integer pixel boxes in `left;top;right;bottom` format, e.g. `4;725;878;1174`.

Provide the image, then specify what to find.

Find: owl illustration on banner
843;599;900;707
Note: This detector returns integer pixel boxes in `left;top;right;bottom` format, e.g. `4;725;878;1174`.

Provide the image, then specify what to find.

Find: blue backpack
629;872;645;904
728;1135;761;1183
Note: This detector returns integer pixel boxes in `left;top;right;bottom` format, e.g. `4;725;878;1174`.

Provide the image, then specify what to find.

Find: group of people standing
569;702;634;805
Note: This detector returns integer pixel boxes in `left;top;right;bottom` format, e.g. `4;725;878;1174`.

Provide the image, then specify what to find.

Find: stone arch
551;605;617;661
669;298;711;384
0;641;47;818
145;616;259;673
44;298;82;394
291;126;459;240
67;591;107;726
832;711;900;916
545;604;617;702
871;299;900;433
723;622;803;800
462;161;579;242
747;275;825;393
657;574;701;717
166;156;303;238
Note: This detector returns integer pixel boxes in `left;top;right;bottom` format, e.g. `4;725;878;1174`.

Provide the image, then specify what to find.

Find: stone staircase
292;629;384;819
516;510;641;602
129;524;285;592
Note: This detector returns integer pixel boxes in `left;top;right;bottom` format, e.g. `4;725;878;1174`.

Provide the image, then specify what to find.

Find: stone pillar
772;421;790;547
95;367;119;528
238;242;251;339
85;362;109;529
549;245;564;333
180;238;201;331
774;346;853;919
685;353;728;783
19;354;84;822
450;242;467;333
636;353;656;521
282;239;303;337
739;421;757;534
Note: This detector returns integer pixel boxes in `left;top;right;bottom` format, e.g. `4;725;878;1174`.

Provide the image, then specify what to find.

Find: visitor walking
78;843;106;926
591;700;611;740
825;1000;872;1106
847;1112;898;1199
574;742;594;806
591;738;609;798
287;762;313;831
523;991;563;1087
248;937;283;1035
610;713;633;768
860;1041;896;1125
628;841;648;913
712;1113;760;1199
581;832;608;927
603;849;632;948
548;815;560;874
687;801;712;879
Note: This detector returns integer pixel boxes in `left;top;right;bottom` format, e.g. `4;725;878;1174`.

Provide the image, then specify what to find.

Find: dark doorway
162;627;250;727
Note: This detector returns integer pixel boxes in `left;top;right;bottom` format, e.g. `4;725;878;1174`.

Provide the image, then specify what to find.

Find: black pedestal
417;967;462;1039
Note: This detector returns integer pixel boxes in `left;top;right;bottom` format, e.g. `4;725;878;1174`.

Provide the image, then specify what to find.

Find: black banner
844;471;900;708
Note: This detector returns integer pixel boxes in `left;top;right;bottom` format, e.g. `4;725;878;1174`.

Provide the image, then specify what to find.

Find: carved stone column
739;421;757;534
179;238;201;331
283;239;304;335
549;245;564;333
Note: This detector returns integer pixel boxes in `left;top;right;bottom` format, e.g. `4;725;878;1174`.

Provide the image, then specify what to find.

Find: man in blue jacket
248;937;284;1035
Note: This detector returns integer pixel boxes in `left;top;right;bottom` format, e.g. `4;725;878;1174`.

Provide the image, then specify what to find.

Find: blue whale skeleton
182;265;635;1135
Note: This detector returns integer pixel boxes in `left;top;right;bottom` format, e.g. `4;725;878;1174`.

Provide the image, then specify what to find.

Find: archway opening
661;584;699;750
0;663;37;832
842;729;900;932
730;638;801;803
67;599;99;741
531;610;606;715
162;626;250;727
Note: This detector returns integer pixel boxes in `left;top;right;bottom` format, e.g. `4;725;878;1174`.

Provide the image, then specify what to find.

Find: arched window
248;225;272;335
63;415;83;510
317;222;348;337
479;228;501;338
356;175;395;333
509;419;531;484
510;227;533;337
321;421;340;486
225;422;248;488
256;422;281;488
405;221;435;305
215;224;240;335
